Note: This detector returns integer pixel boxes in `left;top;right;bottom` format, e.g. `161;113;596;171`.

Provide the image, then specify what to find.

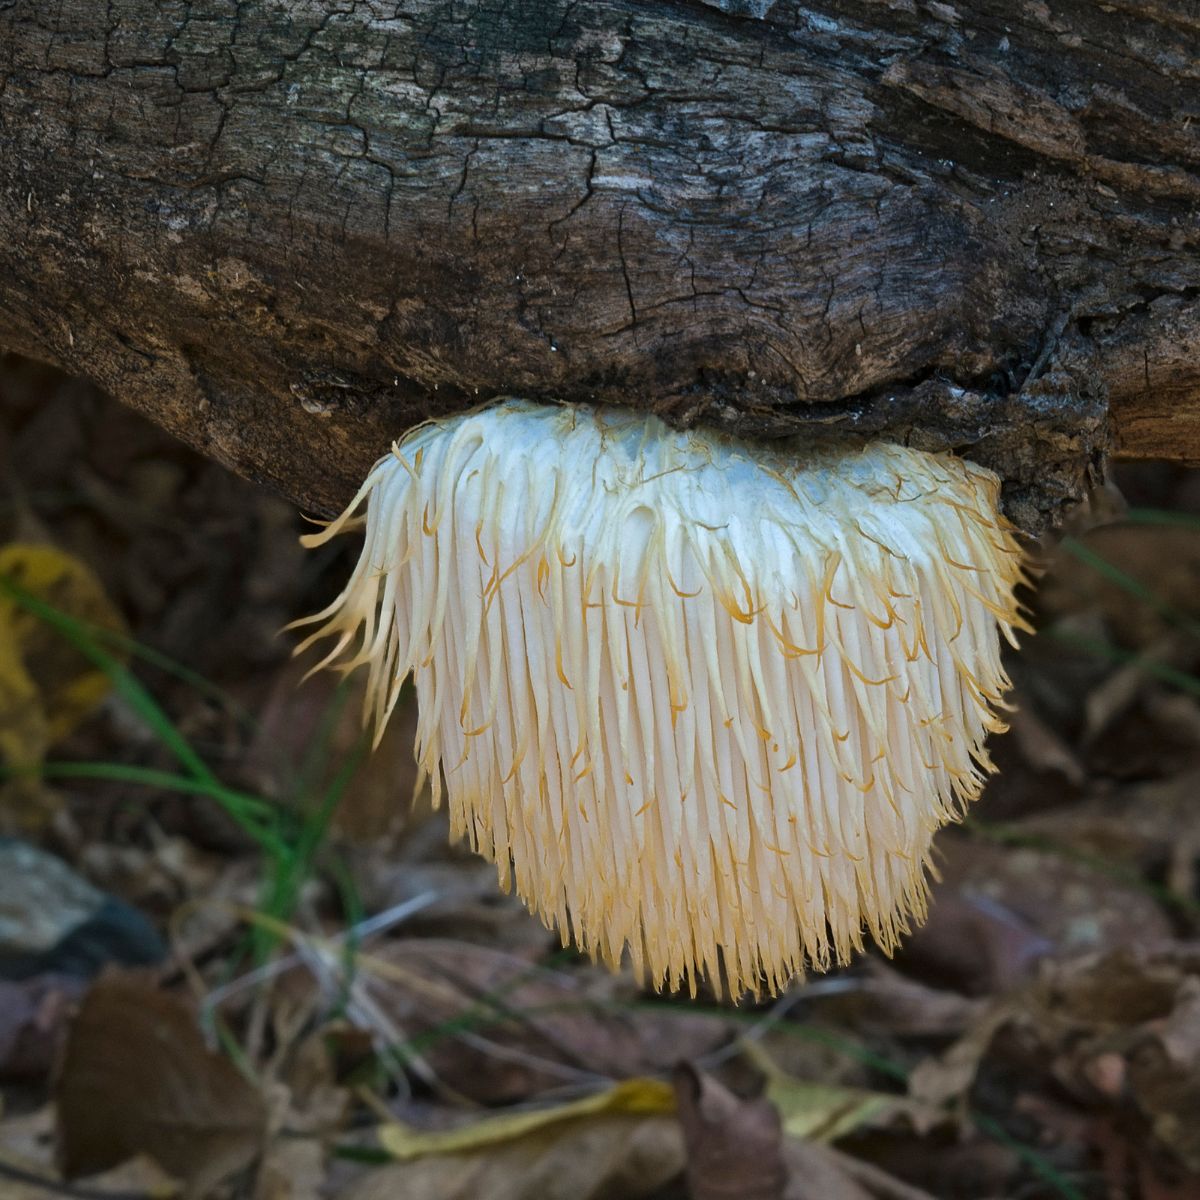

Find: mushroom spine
296;400;1029;997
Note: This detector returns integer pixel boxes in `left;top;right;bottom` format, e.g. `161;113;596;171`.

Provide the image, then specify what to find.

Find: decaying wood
1;0;1197;532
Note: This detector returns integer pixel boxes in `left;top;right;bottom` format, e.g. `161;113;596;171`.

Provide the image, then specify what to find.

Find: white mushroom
295;400;1029;998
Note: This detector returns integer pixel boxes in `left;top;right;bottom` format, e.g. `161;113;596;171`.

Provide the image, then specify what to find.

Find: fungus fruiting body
297;401;1028;997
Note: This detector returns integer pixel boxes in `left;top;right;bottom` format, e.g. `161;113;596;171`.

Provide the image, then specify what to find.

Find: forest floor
1;353;1198;1200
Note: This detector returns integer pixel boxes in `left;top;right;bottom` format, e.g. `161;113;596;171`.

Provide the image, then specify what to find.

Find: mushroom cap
296;401;1028;998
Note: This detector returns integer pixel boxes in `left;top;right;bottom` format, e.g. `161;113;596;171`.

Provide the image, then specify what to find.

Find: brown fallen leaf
829;960;985;1040
0;1104;179;1200
1116;975;1200;1173
339;1111;684;1200
237;657;422;844
357;937;728;1102
1006;704;1086;786
674;1064;787;1200
255;1138;327;1200
904;836;1173;992
0;974;85;1081
56;970;268;1198
908;1003;1017;1115
912;946;1200;1181
898;879;1052;997
783;1140;939;1200
1014;767;1200;910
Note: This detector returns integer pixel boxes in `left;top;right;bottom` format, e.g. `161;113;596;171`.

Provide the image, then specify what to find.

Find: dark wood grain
2;0;1197;530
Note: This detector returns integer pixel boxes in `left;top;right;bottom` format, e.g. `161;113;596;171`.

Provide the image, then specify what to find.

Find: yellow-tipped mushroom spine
295;400;1030;998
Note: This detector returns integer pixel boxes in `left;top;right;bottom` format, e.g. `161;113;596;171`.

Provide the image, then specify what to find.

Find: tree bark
1;0;1197;532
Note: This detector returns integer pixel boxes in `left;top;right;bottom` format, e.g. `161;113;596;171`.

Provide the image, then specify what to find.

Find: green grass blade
261;730;369;945
0;572;218;785
1123;507;1200;531
288;679;352;804
0;761;286;854
98;628;256;730
1045;629;1200;698
973;1113;1089;1200
1060;537;1200;643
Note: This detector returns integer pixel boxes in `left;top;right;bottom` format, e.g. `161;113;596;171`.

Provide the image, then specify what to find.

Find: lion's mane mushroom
296;400;1029;997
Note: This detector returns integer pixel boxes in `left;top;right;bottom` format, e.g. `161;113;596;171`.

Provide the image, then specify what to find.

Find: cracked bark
1;0;1197;532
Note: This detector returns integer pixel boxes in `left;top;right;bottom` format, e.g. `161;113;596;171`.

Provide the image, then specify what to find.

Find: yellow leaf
742;1039;934;1143
768;1077;907;1142
0;544;128;822
378;1078;676;1161
0;633;46;776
